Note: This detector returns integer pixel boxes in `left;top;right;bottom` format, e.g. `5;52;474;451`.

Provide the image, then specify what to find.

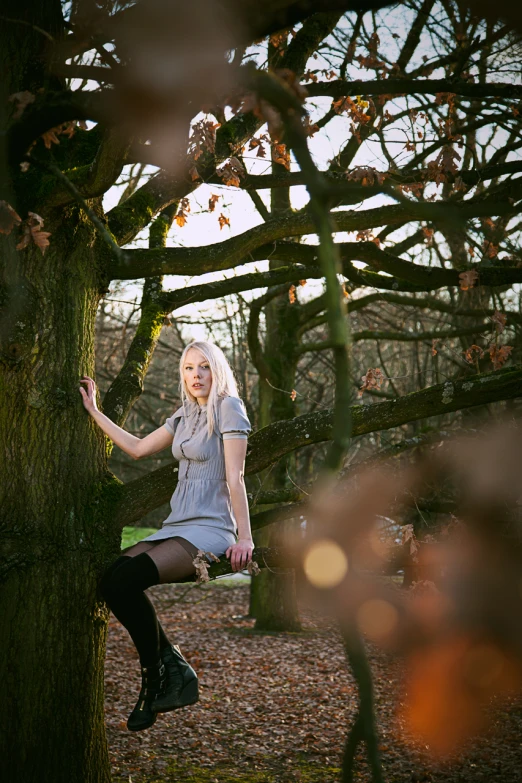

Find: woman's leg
100;551;162;666
146;536;198;584
121;540;157;557
100;537;198;664
100;537;200;728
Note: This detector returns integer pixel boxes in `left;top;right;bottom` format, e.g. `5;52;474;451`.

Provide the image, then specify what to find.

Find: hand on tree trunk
79;376;99;413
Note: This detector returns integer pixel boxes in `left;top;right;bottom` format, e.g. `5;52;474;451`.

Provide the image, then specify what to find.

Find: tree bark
249;113;302;631
0;209;118;783
0;4;117;780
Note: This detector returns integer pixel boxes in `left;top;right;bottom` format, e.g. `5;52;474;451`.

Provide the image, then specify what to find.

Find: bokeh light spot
356;599;399;641
303;538;348;589
463;643;505;689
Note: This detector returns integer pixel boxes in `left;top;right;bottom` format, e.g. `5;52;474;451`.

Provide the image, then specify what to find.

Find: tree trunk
0;4;121;780
0;213;118;782
249;247;302;631
250;520;302;631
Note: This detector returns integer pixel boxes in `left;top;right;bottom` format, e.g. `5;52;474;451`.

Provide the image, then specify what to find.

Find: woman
79;341;254;732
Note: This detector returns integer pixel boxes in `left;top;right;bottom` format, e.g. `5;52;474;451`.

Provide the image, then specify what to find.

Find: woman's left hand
226;538;254;572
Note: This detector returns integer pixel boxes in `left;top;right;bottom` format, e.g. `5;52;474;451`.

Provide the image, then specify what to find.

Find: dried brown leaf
218;157;246;188
459;269;479;291
8;90;35;120
464;344;484;365
488;344;512;370
208;194;220;212
0;201;22;235
359;367;384;396
402;523;420;562
491;310;507;335
16;212;51;255
193;550;219;583
218;213;230;230
246;560;261;576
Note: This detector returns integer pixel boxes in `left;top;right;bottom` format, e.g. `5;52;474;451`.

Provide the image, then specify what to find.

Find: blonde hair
178;341;239;436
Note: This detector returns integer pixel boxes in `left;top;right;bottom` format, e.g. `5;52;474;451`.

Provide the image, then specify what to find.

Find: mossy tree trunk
0;207;121;782
0;4;120;780
248;283;303;631
249;144;302;631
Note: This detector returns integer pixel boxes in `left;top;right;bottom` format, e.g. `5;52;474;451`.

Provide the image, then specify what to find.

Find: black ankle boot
127;660;166;732
153;645;199;713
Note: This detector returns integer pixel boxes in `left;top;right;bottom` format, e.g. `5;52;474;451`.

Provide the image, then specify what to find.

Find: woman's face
183;348;212;404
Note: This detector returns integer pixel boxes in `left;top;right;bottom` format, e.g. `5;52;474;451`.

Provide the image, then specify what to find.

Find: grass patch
121;525;158;549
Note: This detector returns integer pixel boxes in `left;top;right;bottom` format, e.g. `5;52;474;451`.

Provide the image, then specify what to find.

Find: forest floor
106;580;522;783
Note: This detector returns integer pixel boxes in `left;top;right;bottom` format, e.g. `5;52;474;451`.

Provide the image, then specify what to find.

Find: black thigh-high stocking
99;537;198;665
100;553;161;666
100;555;171;653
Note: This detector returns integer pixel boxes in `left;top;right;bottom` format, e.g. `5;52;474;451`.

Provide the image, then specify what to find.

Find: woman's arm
79;376;172;459
223;438;254;572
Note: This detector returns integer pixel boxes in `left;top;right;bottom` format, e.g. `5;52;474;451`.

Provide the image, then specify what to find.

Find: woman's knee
102;552;160;600
99;556;129;600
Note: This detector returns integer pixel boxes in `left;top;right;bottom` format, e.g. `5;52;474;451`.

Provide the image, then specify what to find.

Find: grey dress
141;396;251;556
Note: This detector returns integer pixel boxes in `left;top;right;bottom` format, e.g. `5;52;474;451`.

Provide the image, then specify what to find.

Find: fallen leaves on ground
105;582;522;783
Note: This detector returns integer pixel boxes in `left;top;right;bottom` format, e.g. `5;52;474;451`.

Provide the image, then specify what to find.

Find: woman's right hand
79;376;99;414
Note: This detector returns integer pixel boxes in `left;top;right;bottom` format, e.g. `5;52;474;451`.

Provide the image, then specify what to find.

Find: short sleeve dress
140;396;251;556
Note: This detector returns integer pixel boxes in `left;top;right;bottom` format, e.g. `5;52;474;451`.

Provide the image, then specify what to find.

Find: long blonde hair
178;341;239;436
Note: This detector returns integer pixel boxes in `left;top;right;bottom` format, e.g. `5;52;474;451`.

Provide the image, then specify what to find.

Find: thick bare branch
6;90;113;169
239;160;522;195
109;183;522;283
160;265;321;314
47;127;132;208
346;292;522;324
105;10;345;247
111;366;522;525
304;78;522;101
102;206;176;425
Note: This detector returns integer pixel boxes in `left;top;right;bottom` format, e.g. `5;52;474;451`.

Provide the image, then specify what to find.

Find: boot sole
154;679;199;713
127;714;158;732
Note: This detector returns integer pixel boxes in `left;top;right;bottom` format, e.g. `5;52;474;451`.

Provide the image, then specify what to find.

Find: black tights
99;537;198;667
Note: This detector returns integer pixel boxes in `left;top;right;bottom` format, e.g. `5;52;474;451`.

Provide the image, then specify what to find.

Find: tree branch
239;160;522;195
47;127;132;207
298;324;493;353
160;265;322;314
7;90;113;167
104;10;344;247
304;77;522;101
102;206;176;425
345;292;522;324
111;366;522;525
108;182;522;282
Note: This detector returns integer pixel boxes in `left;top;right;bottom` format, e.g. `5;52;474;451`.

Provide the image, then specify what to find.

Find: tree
2;2;522;782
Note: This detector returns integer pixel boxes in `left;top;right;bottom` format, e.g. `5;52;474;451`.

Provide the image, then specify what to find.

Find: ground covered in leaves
105;581;522;783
